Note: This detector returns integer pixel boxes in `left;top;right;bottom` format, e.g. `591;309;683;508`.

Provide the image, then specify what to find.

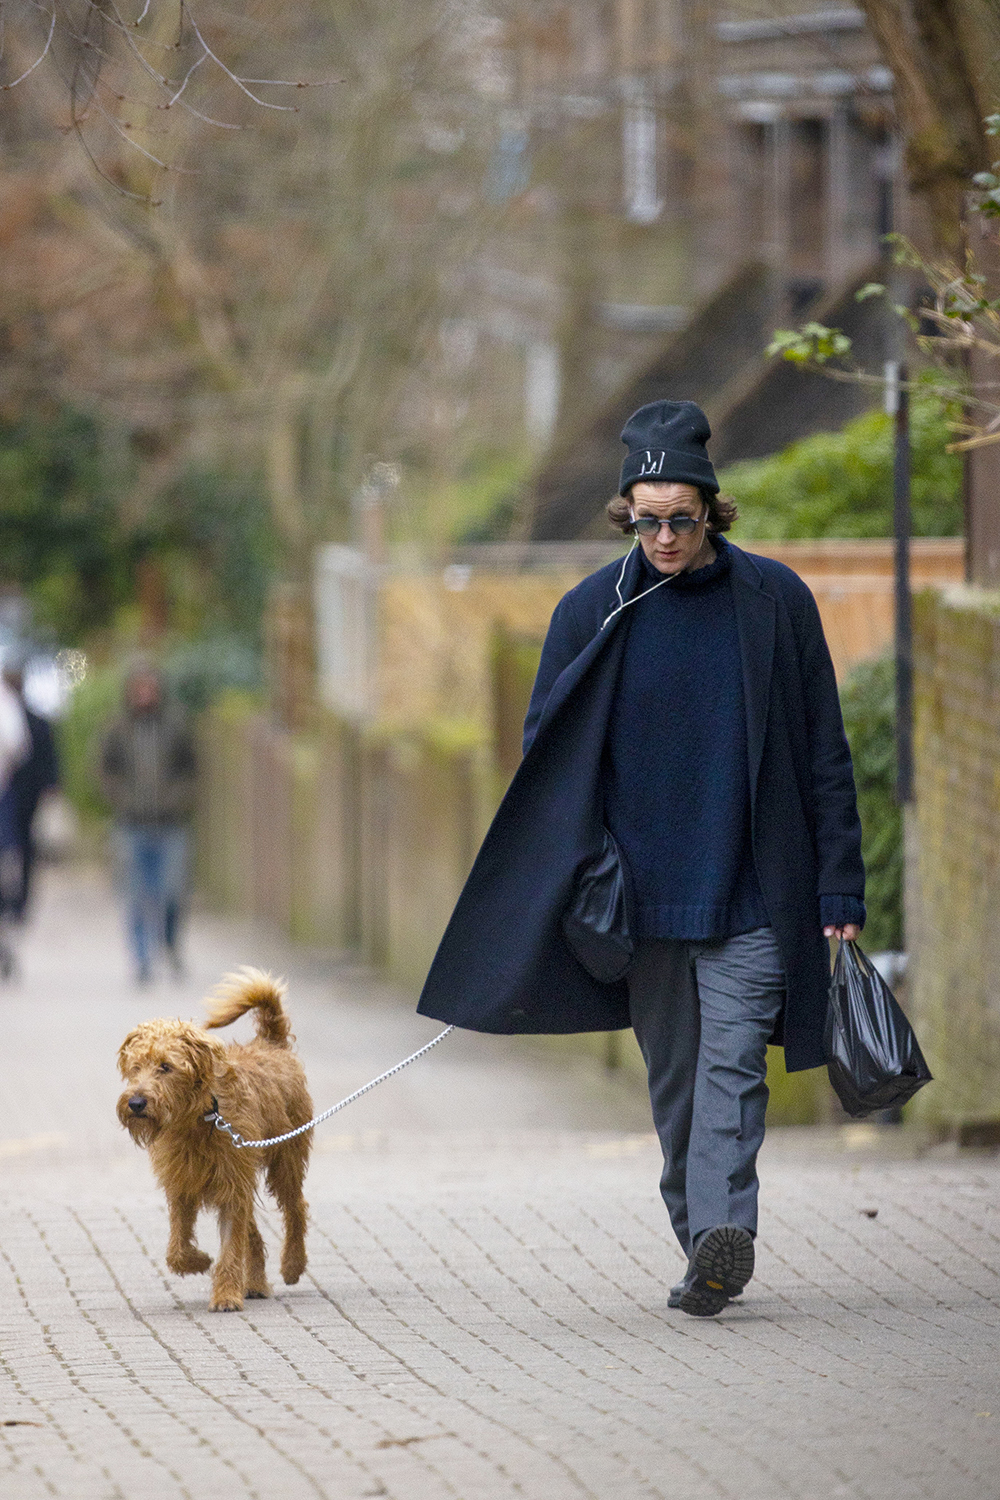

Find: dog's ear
173;1028;224;1085
117;1029;143;1077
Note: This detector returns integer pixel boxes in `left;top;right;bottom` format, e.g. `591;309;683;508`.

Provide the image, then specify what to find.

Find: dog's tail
204;967;291;1047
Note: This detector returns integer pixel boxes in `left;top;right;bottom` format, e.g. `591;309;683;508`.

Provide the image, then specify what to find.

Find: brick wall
910;587;1000;1131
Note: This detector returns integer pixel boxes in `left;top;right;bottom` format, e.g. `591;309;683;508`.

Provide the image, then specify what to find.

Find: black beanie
618;399;719;496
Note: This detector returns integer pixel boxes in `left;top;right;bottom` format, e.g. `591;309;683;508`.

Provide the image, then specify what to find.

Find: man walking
99;663;197;984
417;399;864;1316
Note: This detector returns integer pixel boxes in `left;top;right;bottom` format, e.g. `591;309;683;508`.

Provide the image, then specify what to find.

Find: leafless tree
855;0;999;254
2;0;515;569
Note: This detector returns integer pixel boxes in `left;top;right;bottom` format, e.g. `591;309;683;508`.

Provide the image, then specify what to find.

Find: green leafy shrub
154;469;275;644
839;655;902;951
447;448;533;544
0;410;275;647
55;663;124;823
162;632;263;713
0;410;136;642
719;397;962;540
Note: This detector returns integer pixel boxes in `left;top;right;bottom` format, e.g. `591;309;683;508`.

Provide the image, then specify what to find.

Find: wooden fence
196;696;495;990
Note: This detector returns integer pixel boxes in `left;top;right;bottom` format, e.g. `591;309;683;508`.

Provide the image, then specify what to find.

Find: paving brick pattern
2;870;999;1499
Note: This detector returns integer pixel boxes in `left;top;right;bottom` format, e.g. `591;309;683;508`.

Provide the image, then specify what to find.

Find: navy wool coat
417;541;864;1071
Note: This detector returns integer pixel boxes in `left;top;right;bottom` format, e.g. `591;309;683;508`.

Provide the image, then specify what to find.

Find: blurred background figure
0;660;59;972
0;668;30;978
99;664;197;984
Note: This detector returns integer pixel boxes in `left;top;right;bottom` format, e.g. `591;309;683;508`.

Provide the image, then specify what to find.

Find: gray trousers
627;927;786;1257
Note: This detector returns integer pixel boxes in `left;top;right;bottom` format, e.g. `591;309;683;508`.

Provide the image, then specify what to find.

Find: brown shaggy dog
116;968;313;1311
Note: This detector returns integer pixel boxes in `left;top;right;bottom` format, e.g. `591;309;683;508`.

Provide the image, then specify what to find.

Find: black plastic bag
824;939;932;1118
561;829;635;984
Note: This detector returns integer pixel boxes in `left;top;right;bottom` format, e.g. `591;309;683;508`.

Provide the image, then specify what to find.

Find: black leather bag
824;939;932;1117
561;829;636;984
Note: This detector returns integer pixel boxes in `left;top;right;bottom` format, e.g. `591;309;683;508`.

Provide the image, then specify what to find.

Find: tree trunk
858;0;1000;252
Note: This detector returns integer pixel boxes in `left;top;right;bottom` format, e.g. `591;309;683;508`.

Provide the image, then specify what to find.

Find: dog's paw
167;1248;213;1276
280;1251;307;1285
209;1293;245;1312
245;1282;273;1300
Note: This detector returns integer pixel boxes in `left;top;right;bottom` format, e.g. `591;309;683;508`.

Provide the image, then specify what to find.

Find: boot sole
678;1226;755;1317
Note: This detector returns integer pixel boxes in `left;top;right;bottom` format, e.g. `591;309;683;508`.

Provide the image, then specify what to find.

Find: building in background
440;1;913;540
0;0;916;562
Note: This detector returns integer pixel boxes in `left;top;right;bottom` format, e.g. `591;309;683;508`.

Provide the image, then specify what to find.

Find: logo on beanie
637;450;665;477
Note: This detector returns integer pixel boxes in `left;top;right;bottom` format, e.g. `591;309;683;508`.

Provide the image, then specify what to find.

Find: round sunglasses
628;512;704;537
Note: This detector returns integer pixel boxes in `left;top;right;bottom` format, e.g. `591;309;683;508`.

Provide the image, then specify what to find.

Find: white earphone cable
601;539;674;629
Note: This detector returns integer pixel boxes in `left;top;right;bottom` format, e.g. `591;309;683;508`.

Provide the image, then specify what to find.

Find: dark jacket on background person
416;538;865;1072
99;701;196;826
9;707;58;841
0;704;59;919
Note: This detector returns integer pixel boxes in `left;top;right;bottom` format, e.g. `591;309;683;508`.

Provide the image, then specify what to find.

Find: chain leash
203;1025;456;1149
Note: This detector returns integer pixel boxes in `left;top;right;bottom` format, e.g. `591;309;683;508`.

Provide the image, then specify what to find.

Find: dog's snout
128;1095;148;1115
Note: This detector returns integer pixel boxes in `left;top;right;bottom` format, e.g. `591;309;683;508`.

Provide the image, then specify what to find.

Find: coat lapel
730;545;775;803
529;545;642;748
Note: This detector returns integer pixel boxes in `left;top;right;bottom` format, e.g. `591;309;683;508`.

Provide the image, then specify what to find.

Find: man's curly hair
606;485;739;534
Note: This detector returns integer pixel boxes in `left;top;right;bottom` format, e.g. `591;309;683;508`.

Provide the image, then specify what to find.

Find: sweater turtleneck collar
636;531;732;590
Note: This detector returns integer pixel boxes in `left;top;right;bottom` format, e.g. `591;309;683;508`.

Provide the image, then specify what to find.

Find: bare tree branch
0;3;55;89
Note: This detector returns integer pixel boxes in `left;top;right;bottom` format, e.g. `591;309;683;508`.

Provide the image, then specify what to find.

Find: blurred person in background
0;660;59;966
0;668;30;979
99;663;197;984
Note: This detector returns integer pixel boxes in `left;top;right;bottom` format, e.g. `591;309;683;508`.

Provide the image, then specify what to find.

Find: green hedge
720;397;962;539
56;663;123;823
840;655;902;951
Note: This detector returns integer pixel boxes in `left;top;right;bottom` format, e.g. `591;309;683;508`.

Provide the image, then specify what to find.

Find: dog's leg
210;1199;251;1311
268;1143;309;1285
165;1194;212;1277
245;1217;272;1300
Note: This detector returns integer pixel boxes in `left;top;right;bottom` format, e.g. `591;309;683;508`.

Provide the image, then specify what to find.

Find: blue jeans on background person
114;824;191;981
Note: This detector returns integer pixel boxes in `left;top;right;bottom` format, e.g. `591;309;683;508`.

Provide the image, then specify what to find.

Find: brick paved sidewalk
1;868;999;1500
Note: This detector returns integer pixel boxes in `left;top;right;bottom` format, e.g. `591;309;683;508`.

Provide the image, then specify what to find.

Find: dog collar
203;1095;219;1123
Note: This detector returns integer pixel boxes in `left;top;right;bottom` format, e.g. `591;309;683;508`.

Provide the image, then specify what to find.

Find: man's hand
823;923;860;942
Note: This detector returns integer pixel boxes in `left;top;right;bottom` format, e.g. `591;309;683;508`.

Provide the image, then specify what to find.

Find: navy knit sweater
602;536;770;941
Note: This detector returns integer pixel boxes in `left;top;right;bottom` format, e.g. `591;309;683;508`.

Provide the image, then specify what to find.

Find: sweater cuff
820;894;866;930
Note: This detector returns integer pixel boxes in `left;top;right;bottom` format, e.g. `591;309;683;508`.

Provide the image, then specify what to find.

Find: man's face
628;481;709;576
127;671;162;712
